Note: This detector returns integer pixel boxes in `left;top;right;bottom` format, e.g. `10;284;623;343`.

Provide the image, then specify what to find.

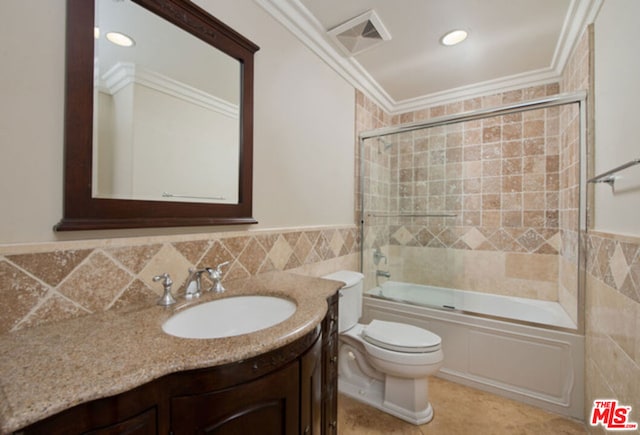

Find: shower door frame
358;91;588;334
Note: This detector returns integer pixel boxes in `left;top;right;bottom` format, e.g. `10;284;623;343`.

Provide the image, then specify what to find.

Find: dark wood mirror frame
55;0;259;231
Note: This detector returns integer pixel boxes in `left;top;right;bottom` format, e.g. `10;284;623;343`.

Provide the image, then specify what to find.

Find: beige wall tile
0;226;360;331
0;261;50;333
506;253;558;282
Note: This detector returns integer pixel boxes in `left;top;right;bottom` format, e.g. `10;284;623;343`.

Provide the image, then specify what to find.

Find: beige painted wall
593;0;640;236
584;1;640;430
0;0;355;243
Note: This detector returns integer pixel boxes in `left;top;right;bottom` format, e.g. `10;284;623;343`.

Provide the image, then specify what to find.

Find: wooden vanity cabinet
321;293;339;434
169;359;300;434
17;380;163;435
18;294;338;435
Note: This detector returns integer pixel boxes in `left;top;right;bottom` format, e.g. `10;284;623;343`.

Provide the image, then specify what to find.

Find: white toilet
323;271;443;425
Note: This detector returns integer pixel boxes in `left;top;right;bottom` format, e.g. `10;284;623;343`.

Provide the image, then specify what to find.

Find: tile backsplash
0;225;358;334
585;230;640;428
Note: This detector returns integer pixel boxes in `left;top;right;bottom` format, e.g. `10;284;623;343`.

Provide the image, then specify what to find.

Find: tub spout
376;270;391;278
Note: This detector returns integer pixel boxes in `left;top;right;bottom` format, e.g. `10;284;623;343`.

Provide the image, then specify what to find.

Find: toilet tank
322;270;364;333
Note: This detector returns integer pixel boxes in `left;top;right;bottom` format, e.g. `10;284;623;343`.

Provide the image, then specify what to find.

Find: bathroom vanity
0;273;341;434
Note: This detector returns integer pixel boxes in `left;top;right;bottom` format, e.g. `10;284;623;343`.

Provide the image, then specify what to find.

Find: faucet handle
153;273;176;306
215;261;230;272
206;261;230;293
373;248;387;265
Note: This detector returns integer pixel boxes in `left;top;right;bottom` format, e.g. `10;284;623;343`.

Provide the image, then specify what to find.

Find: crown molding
551;0;603;77
99;62;239;119
256;0;601;115
254;0;396;112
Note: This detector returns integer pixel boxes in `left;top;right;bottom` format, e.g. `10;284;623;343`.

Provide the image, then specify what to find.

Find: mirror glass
56;0;258;231
93;0;240;204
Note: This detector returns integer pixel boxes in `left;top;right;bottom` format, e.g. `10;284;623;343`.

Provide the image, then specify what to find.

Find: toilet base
339;376;434;425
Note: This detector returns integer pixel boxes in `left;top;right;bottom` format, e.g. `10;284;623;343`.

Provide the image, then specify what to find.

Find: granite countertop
0;272;343;434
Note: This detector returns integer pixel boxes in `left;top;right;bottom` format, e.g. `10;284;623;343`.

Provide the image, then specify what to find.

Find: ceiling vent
328;10;391;57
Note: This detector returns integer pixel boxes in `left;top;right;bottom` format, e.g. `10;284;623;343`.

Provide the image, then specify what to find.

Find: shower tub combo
358;92;588;420
363;281;584;419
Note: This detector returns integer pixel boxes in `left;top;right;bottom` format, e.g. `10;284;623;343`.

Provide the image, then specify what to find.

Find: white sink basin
162;296;296;339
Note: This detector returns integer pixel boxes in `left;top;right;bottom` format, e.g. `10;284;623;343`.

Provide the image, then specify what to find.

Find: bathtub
367;281;577;329
363;281;585;419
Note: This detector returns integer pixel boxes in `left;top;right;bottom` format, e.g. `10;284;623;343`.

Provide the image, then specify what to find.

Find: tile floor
338;377;587;434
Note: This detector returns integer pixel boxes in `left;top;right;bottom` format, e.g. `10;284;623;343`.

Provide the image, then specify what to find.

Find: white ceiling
257;0;601;113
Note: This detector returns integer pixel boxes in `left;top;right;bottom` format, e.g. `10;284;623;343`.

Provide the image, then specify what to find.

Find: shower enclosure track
359;92;587;140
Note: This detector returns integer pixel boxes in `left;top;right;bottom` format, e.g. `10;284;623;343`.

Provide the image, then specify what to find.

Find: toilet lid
362;320;441;353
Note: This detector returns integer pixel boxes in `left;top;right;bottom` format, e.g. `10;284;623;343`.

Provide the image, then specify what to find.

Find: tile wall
0;226;358;334
584;231;640;433
357;85;578;303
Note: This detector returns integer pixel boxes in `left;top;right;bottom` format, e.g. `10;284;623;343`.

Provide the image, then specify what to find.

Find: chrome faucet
373;248;387;265
376;270;391;278
184;268;206;299
184;261;230;297
205;261;230;293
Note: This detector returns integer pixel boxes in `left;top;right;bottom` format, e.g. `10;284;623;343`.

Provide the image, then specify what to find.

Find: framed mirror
55;0;259;231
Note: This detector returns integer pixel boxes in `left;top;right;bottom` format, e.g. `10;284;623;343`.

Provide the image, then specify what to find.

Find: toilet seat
362;320;441;353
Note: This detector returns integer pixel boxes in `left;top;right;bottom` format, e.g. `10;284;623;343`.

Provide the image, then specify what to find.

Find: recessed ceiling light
106;31;135;47
440;29;468;46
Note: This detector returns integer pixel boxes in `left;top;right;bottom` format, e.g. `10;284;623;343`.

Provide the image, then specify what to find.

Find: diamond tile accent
437;228;459;246
314;233;332;260
110;279;158;310
0;261;50;333
17;293;87;331
57;252;132;313
461;228;487;250
385;224;562;253
610;244;630;290
415;228;435;246
486;229;518;252
172;240;210;265
392;226;414;245
329;231;345;257
548;232;562;252
628;255;640;303
293;234;313;264
283;231;302;247
620;242;639;265
238;238;268;275
0;226;358;332
284;253;302;270
257;257;277;275
597;237;617;288
221;236;250;257
140;244;192;293
7;250;91;286
225;261;251;281
535;243;558;254
517;229;546;252
256;234;279;253
107;244;163;274
268;236;294;270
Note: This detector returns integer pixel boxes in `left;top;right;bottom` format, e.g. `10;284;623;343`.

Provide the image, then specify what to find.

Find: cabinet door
83;408;157;435
322;295;339;434
19;386;160;435
300;334;322;434
170;361;299;435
